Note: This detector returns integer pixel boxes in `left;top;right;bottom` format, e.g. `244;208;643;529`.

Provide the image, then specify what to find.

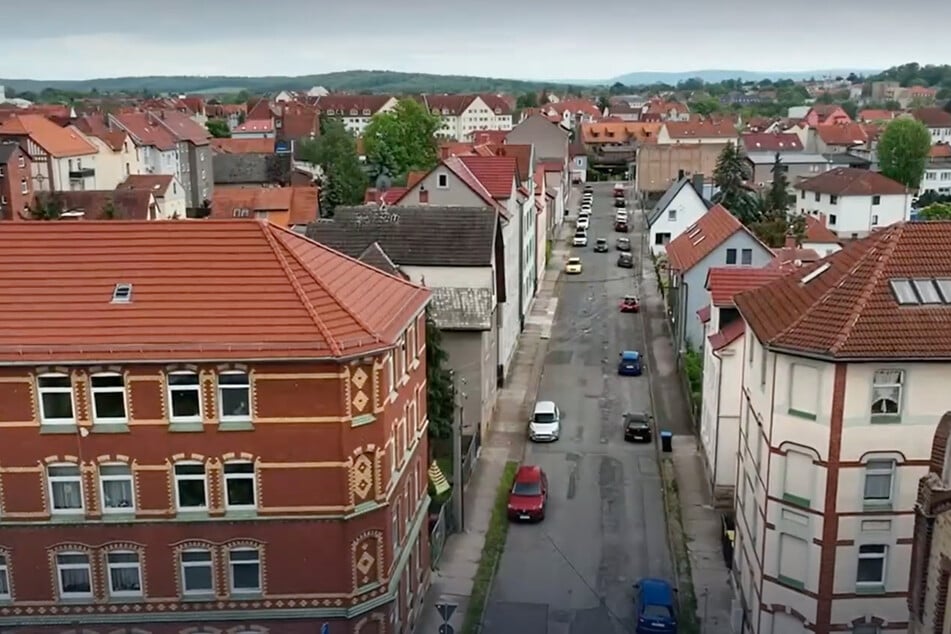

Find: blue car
633;578;678;634
618;350;642;376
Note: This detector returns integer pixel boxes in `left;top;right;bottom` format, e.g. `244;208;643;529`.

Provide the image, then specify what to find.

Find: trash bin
660;431;673;453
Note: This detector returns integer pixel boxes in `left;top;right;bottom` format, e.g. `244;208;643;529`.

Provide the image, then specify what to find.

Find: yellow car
565;257;583;274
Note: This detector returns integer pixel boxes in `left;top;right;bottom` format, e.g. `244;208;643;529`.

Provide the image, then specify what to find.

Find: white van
529;401;561;442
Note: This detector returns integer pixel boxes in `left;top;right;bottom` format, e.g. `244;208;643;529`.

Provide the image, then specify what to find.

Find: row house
422;94;513;141
730;222;951;634
0;220;432;634
0;140;32;219
0;113;99;193
506;114;570;225
921;151;951;197
307;206;502;438
315;95;398;136
794;167;912;240
538;99;601;130
911;108;951;146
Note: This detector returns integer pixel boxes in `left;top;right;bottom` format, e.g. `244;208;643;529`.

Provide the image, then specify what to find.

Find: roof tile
666;204;743;272
706;266;785;306
0;114;97;158
796;167;908;196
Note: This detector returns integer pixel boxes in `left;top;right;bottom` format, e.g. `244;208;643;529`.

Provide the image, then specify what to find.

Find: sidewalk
414;218;574;634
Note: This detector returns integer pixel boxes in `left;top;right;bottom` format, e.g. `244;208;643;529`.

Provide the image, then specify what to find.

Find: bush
683;348;703;414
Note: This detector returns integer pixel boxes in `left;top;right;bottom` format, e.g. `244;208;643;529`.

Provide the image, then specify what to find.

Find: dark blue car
618;350;642;376
633;578;678;634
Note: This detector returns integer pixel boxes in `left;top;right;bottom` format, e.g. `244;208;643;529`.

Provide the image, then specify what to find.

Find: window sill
870;415;901;425
782;493;811;508
352;414;376;428
862;501;893;512
175;510;211;520
58;596;94;603
101;512;136;522
225;509;258;519
855;584;885;595
40;423;78;435
777;575;805;590
787;409;817;421
218;420;254;432
230;591;263;600
169;422;204;433
181;593;216;602
92;423;130;434
49;512;86;522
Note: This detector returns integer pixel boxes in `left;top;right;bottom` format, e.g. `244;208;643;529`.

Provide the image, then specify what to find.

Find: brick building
0;140;32;219
0;220;432;633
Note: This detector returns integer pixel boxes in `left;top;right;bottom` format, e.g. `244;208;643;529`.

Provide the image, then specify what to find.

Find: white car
577;216;590;230
573;231;588;246
530;400;561;442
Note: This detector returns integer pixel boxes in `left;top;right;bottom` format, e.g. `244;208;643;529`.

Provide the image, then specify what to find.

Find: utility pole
451;372;465;532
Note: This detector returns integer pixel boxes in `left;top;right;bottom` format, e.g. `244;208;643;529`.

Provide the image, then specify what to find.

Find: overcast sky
3;0;949;81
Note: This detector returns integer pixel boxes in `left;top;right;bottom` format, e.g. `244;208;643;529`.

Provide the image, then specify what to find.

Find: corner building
0;220;432;633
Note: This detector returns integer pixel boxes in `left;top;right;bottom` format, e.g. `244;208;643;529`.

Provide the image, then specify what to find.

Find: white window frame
56;552;93;599
180;548;214;596
99;463;135;513
217;371;251;422
386;354;396;395
870;369;903;418
19;179;27;194
167;371;202;423
856;544;887;587
862;459;895;505
436;173;449;189
37;373;76;425
228;547;262;594
48;463;84;514
105;550;143;598
90;372;127;424
223;461;257;510
173;461;208;511
0;552;9;599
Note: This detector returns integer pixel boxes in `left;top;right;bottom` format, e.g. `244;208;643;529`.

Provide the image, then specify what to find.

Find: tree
748;154;804;247
840;100;859;120
100;201;119;219
764;153;790;213
878;118;932;189
363;98;441;180
29;195;64;220
689;96;721;116
712;143;759;224
816;92;835;104
516;92;538;109
918;203;951;220
596;94;610;112
299;117;366;216
205;119;231;138
425;311;455;440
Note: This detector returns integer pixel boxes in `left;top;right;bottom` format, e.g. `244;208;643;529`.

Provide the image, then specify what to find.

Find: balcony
69;168;95;179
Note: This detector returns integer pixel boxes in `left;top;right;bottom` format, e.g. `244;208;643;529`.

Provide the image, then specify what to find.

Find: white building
316;95;398;136
424;95;513;141
81;130;142;190
108;112;181;180
921;157;951;196
117;174;187;219
911;108;951;146
0;114;100;192
730;222;951;634
801;214;843;257
646;175;711;254
795;167;912;240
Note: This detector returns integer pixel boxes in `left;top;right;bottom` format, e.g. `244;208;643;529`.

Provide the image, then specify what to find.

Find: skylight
687;227;702;239
801;262;831;285
686;222;698;233
692;235;706;246
890;278;951;305
112;283;133;303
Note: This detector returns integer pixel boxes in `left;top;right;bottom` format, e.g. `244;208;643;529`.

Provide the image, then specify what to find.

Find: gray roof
647;177;712;226
0;141;20;163
306;205;497;267
358;241;404;278
212;154;291;185
428;287;495;331
746;152;831;165
823;153;872;167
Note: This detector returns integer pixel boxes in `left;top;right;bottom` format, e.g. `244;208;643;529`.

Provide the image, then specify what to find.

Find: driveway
482;182;674;634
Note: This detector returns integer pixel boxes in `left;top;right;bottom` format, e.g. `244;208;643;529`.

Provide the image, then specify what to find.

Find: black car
594;238;609;252
613;198;626;208
617;252;634;268
616;237;631;251
624;412;653;442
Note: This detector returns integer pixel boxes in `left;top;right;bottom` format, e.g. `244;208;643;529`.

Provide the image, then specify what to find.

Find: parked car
594;238;609;252
617;252;634;268
577;216;590;230
508;465;548;522
573;231;589;247
618;350;643;376
529;400;561;442
619;295;640;312
583;184;593;193
633;578;678;634
565;257;583;274
614;198;626;208
623;412;653;442
615;220;629;233
617;236;631;251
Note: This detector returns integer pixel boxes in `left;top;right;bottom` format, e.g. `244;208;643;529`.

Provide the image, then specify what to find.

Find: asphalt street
482;183;674;634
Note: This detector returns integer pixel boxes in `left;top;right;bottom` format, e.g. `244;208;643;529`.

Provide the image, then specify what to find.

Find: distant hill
0;70;577;96
606;68;879;86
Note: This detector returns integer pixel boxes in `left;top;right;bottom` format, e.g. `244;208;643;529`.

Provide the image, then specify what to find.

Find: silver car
529;401;561;442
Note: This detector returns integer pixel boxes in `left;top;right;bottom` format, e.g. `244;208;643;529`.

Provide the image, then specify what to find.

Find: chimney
419;187;429;204
785;234;797;249
692;173;704;195
817;212;827;226
677;169;686;180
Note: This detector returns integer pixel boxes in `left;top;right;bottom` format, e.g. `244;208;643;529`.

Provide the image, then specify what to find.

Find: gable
656;185;707;226
691;231;773;276
399;168;488;207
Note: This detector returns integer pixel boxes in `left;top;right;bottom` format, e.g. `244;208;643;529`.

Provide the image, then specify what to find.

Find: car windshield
513;481;542;496
643;604;673;620
533;412;556;423
568;258;581;264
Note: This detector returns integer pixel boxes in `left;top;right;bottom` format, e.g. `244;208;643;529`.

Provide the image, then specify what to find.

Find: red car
507;465;548;522
620;295;640;313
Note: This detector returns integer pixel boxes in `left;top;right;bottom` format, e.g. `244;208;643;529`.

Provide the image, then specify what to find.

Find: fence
428;426;482;569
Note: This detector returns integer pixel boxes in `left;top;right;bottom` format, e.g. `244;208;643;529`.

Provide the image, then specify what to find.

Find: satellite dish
375;172;392;192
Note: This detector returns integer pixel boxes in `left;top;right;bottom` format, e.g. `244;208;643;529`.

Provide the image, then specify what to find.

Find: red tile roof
406;171;427;188
364;187;408;205
705;266;784;307
697;305;711;323
666;204;744;272
858;109;896;123
663;120;736;140
816;122;868;146
912;108;951;128
424;95;477;115
469;130;508;144
111;112;178;151
931;143;951;159
316;95;394;116
804;214;840;243
489;143;532;181
233;119;274;134
0;114;97;157
151;110;210;145
709;318;745;351
117;174;174;197
211;138;276;154
457;155;518;198
735;221;951;359
0;221;430;363
741;132;803;152
478;93;513;115
439;142;476;158
796;167;909;197
212;186;319;225
280;105;319;140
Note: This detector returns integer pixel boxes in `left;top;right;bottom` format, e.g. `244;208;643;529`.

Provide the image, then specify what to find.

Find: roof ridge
268;223;383;344
257;222;343;356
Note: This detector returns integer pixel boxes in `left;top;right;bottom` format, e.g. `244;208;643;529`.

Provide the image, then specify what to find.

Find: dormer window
362;109;371;116
349;109;358;116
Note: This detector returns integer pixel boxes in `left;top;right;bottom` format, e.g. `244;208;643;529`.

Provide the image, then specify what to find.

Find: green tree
816;92;835;104
363;98;441;180
840;101;858;120
299;118;366;216
918;203;951;220
425;311;455;440
748;154;803;247
516;92;538;109
689;96;721;116
764;153;790;213
100;201;119;219
205;119;231;138
885;100;901;111
877;118;932;189
712;143;759;224
29;195;64;220
596;94;610;112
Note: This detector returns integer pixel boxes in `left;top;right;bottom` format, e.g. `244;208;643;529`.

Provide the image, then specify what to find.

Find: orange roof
858;109;896;122
666;204;744;272
581;121;662;144
797;167;907;197
931;144;951;159
212;186;319;225
118;174;174;196
0;220;430;363
804;215;840;243
0;114;97;158
816;122;868;146
705;266;783;307
663;120;737;140
439;142;476;158
457;155;518;198
406;171;427;188
211;138;276;154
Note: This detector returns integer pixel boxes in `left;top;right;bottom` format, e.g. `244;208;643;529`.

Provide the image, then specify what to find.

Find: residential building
116;174;187;219
78;130;141;189
211;138;276;154
506;114;570;165
730;222;951;634
811;123;870;155
213;154;293;187
745;152;831;190
795;167;912;239
0;219;432;633
231;119;275;139
740;133;804;154
39;188;157;220
278;104;320;158
108;112;180;182
911;108;951;146
307;206;501;437
147;110;214;209
858;110;898;124
211;185;319;228
580;121;662;168
569;142;587;184
0;114;99;192
0;140;32;219
635;143;724;195
423;95;513;141
540;99;601;129
316;95;399;136
801;214;842;257
802;104;852;127
666;204;774;352
656;121;737;145
698;267;783;505
647;174;711;254
921;155;951;196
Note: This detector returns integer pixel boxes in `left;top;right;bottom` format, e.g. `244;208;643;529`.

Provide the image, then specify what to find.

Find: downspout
680;281;690;356
711;346;725;491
